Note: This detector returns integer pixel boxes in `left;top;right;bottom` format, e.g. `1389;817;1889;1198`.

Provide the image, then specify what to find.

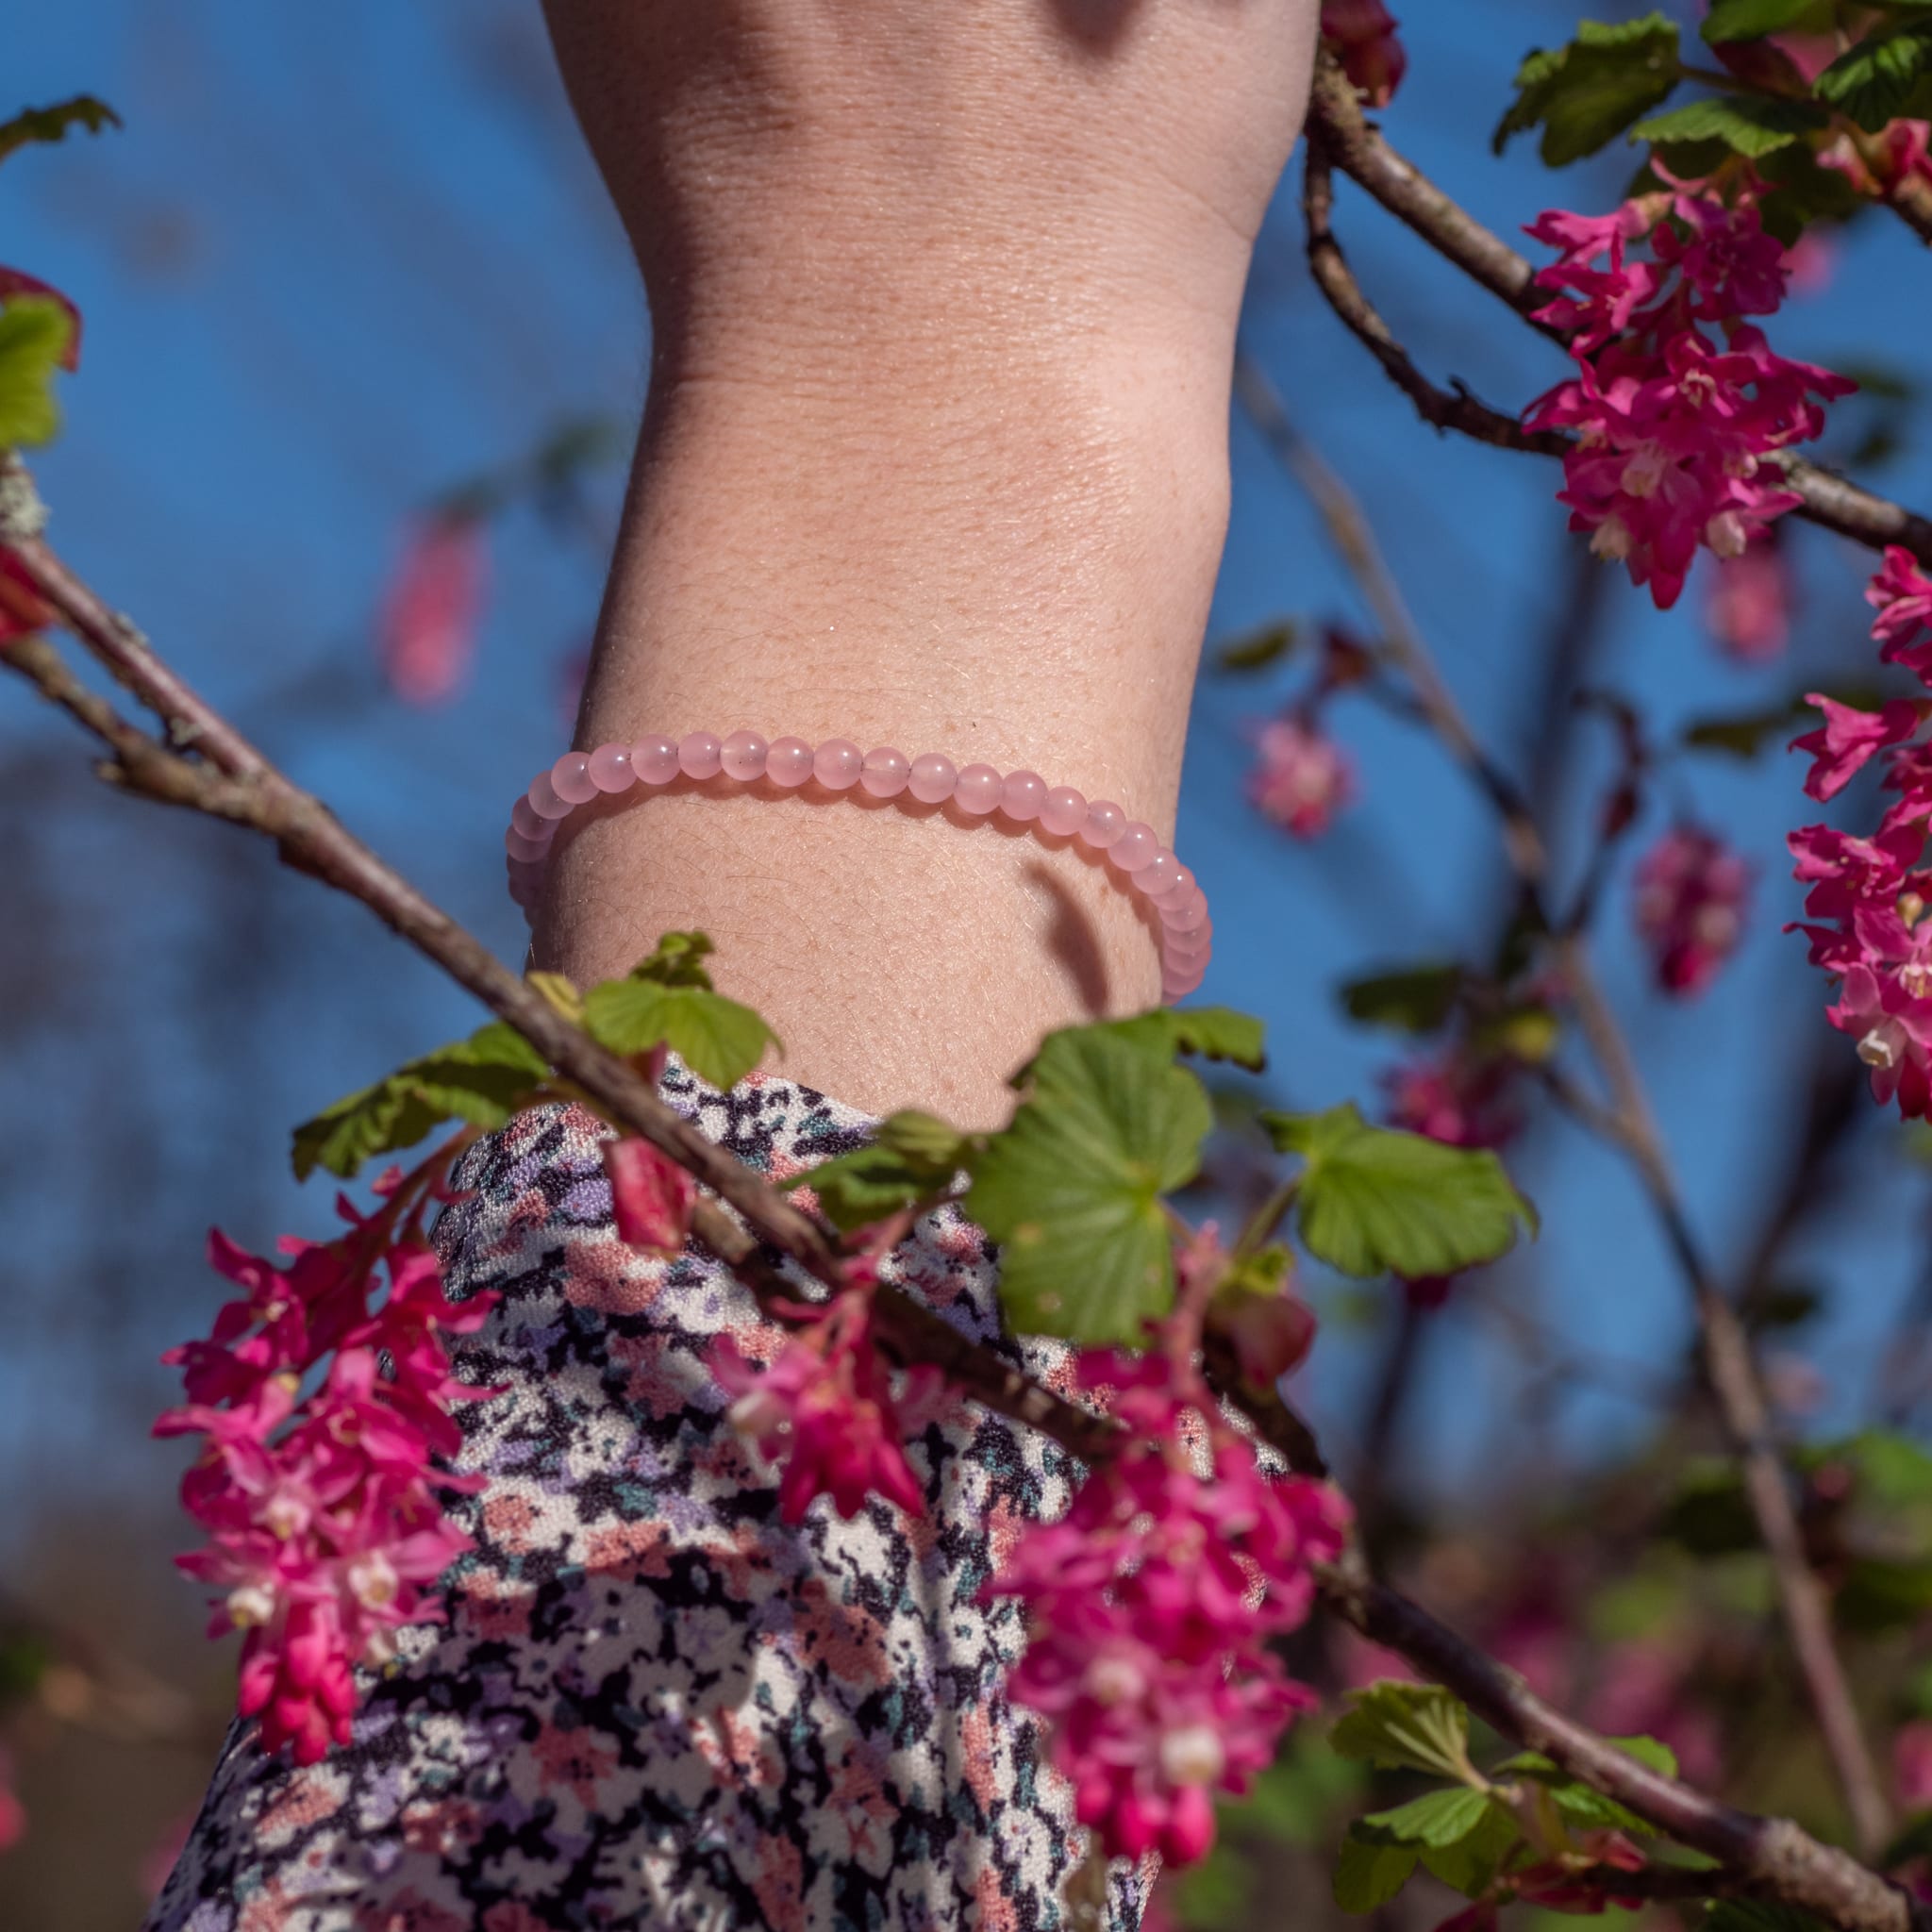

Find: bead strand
507;736;1213;1003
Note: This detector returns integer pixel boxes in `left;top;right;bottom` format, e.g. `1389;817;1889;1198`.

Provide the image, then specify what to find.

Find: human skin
537;0;1321;1127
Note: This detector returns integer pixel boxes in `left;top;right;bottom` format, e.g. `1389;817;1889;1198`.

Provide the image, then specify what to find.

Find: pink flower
1895;1720;1932;1812
378;515;489;707
1821;120;1932;197
0;1748;23;1854
1869;546;1932;679
1704;538;1793;661
1247;717;1353;839
708;1291;931;1522
1321;0;1405;106
602;1137;697;1257
1792;694;1921;803
1383;1047;1521;1149
987;1351;1348;1867
1633;826;1750;995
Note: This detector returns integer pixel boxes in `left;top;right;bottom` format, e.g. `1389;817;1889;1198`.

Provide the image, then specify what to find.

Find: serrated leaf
1420;1802;1524;1895
968;1025;1210;1343
1340;962;1464;1033
1215;620;1300;674
797;1111;974;1232
1059;1006;1267;1074
1493;14;1684;166
1633;93;1824;156
291;1021;551;1180
626;929;718;989
1493;1736;1676;1837
1331;1682;1475;1781
1334;1835;1418;1914
1813;21;1932;129
0;295;73;447
0;95;120;165
581;977;776;1090
1701;0;1826;42
1357;1787;1495;1848
1263;1104;1537;1279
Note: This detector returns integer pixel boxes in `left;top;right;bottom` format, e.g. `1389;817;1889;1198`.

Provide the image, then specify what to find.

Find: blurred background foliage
6;2;1932;1925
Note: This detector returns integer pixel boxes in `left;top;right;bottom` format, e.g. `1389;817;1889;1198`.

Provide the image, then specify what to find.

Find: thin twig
0;505;1918;1932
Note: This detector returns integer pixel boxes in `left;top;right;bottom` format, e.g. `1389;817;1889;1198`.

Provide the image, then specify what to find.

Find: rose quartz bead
766;737;815;787
1080;800;1126;848
506;825;550;864
510;797;549;841
908;753;958;805
721;730;769;782
527;771;572;821
1000;769;1047;822
1163;889;1209;934
633;735;681;786
1153;863;1197;908
1108;821;1158;873
1138;850;1183;898
814;739;864;791
678;731;723;780
1040;785;1086;838
588;743;634;793
954;762;1003;815
552;751;597;805
861;746;909;798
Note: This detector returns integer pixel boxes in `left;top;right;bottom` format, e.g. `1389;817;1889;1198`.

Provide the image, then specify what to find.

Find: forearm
535;0;1319;1126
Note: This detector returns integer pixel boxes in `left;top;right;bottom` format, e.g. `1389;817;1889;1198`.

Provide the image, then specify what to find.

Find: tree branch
0;484;1916;1931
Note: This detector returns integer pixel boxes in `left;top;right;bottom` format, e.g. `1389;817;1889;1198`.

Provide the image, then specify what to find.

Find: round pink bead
1108;821;1158;873
766;737;815;787
588;743;634;793
1163;890;1209;934
954;762;1003;815
814;739;864;791
510;797;549;841
721;730;769;782
551;752;597;806
908;753;958;805
527;771;572;821
1154;863;1197;908
633;735;681;786
1138;850;1183;898
1080;800;1126;849
1040;785;1087;838
860;746;910;798
506;825;550;864
679;731;723;780
1162;966;1207;1005
1000;770;1047;822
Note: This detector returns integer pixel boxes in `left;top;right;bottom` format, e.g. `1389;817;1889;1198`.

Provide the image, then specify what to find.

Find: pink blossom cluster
1788;549;1932;1118
1320;0;1405;108
989;1353;1349;1867
156;1193;495;1764
1384;1045;1522;1151
1704;536;1793;661
1247;715;1354;840
709;1286;941;1524
1524;184;1852;608
378;515;489;708
1632;825;1752;997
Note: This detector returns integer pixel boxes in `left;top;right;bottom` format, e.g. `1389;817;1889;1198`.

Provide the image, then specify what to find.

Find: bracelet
504;734;1213;1003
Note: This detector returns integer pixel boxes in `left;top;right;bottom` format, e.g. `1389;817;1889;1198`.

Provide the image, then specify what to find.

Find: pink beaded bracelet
506;733;1213;1003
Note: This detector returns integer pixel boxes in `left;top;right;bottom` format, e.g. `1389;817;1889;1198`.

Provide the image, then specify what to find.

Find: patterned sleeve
145;1061;1151;1932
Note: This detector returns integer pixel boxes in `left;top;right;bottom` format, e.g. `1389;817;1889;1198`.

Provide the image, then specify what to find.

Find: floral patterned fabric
145;1063;1148;1932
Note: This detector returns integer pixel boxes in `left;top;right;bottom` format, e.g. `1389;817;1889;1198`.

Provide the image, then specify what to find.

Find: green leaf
968;1024;1211;1343
1492;1737;1676;1837
0;95;120;164
0;295;74;448
1837;1556;1932;1634
291;1021;551;1180
1701;0;1826;42
1658;1459;1760;1556
1420;1802;1524;1895
581;970;777;1091
1492;14;1684;165
1680;700;1810;760
1632;93;1824;157
1334;1835;1418;1914
1357;1787;1495;1849
1339;963;1464;1034
1813;21;1932;130
1068;1007;1268;1074
1263;1104;1537;1279
796;1111;974;1232
1215;619;1300;674
1330;1682;1475;1782
625;929;720;989
1836;1428;1932;1509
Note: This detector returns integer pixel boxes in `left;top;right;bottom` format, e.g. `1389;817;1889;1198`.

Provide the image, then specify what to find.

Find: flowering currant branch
1230;358;1893;1852
1;472;1924;1929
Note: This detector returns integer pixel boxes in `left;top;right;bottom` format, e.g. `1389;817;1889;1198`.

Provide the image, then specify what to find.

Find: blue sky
6;0;1931;1550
